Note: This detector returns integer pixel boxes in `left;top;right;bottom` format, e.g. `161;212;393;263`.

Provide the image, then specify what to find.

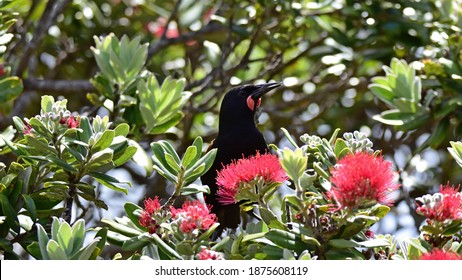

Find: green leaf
70;219;85;251
78;116;92;143
184;148;217;183
259;207;288;230
183;164;205;183
165;152;181;173
40;95;54;113
328;239;360;249
91;130;115;153
406;238;428;259
281;127;299;148
86;149;114;171
90;74;114;99
339;221;366;239
370;204;390;219
181;146;197;169
26;242;42;259
30;188;67;210
28;118;52;139
368;83;394;105
180;183;210;196
22;194;37;222
159;141;181;165
325;247;365;260
124;202;145;231
74;238;100;260
313;162;329;180
62;143;85;162
328;128;341;146
176;242;194;256
190;137;203;163
101;218;143;237
150;112;184;134
57;221;73;255
90;172;129;195
333;138;351;159
0;237;12;253
122;235;152;251
78;192;108;210
51;217;61;240
46;155;78;173
151;142;178;176
36;223;50;260
114;123;130;137
0;193;19;233
92;227;108;259
47;240;68;260
113;145;137;167
265;229;304;253
279;147;307;183
196;223;219;243
0;76;21;103
449;141;462;167
301;235;321;247
24;135;56;155
150;233;183;260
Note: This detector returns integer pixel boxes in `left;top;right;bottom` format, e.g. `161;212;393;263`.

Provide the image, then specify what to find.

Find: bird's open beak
250;82;282;100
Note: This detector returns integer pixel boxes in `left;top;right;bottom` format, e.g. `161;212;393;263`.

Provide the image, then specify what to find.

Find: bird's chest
214;129;268;166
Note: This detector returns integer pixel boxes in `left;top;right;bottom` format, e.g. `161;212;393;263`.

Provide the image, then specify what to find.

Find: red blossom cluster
416;184;462;222
216;152;288;205
170;200;217;234
139;197;161;234
328;152;400;210
420;249;462;260
59;116;80;129
196;248;223;260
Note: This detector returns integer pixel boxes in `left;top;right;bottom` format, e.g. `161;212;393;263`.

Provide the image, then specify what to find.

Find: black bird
201;82;281;235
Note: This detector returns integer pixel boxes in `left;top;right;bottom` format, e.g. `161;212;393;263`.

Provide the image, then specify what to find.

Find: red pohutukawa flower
216;152;288;205
328;152;400;210
170;200;217;234
416;184;462;222
139;197;161;234
196;248;224;260
420;249;462;260
59;116;80;129
66;116;80;129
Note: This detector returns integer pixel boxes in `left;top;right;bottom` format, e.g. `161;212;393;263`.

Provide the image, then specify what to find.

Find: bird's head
219;82;281;128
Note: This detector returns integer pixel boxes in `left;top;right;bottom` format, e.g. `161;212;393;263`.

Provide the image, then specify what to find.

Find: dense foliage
0;0;462;260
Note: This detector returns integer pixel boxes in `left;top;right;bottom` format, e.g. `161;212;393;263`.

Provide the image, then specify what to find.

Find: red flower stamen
196;248;224;260
216;152;288;205
139;196;161;234
170;200;217;234
327;152;400;210
420;249;462;260
416;184;462;222
66;116;80;128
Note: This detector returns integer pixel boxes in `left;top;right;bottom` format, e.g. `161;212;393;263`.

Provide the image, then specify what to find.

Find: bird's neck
218;118;258;134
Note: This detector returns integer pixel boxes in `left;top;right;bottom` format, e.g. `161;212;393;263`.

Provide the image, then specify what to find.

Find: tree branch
23;78;95;93
14;0;72;77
